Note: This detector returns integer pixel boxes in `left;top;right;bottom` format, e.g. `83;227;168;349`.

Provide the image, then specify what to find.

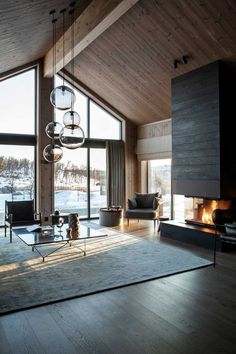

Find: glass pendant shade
50;85;76;110
63;110;81;126
59;125;85;149
45;121;63;139
43;144;63;163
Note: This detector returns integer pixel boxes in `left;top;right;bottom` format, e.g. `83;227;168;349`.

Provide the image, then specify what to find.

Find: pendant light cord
50;10;57;79
69;5;75;111
60;8;66;86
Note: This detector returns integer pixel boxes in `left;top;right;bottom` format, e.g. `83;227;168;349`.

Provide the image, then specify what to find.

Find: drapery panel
106;140;125;208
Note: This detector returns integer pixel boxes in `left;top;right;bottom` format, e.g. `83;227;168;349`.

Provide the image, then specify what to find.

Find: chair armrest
8;213;13;224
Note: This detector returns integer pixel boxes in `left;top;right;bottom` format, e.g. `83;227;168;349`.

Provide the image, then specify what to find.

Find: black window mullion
87;147;90;219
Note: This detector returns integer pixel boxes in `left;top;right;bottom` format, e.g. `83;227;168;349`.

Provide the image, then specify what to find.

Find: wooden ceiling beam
43;0;139;77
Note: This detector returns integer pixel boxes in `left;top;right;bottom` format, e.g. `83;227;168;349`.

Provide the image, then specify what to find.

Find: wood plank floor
0;220;236;354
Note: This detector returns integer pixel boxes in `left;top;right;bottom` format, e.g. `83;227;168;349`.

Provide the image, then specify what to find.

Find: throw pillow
135;192;160;208
128;197;138;209
153;196;161;210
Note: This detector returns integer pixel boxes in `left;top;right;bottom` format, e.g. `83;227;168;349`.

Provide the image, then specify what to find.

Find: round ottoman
99;208;123;227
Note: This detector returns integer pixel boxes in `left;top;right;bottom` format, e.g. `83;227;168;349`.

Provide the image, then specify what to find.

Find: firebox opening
185;197;232;227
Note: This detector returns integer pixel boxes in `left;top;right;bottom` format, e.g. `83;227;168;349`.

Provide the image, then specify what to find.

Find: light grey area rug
0;227;213;315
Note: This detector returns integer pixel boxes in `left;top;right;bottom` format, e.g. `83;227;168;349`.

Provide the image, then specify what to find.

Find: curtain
106;140;125;208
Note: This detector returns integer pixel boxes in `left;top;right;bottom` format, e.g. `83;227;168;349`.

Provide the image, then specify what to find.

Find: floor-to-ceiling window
0;68;37;225
147;158;171;217
54;75;122;218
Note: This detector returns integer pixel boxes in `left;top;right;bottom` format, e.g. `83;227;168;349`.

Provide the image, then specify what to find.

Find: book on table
26;225;53;232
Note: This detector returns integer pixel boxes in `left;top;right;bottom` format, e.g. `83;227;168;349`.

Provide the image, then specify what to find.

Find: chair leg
158;221;161;233
127;218;129;226
4;224;7;237
10;226;12;243
154;219;156;229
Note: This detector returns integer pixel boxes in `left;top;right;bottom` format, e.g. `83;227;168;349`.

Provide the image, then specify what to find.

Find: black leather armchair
4;200;41;243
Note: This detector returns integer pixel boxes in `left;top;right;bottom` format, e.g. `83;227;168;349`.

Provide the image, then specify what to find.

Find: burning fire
201;200;218;224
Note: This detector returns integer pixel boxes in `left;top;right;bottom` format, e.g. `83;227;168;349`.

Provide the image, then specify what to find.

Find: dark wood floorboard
0;220;236;354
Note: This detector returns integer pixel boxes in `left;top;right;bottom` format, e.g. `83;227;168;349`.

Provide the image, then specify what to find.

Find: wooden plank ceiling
0;0;236;125
0;0;91;76
65;0;236;125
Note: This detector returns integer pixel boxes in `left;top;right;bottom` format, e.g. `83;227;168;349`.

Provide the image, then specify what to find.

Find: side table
99;208;123;227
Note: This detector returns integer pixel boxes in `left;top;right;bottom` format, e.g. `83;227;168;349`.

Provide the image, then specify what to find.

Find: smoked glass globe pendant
59;125;85;149
50;85;76;110
43;144;63;163
45;121;63;139
63;110;80;126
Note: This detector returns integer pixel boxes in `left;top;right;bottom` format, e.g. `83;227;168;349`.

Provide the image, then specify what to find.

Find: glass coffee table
13;224;108;262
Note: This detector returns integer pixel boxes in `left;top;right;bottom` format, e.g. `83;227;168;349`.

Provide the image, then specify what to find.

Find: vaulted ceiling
1;0;236;125
0;0;91;75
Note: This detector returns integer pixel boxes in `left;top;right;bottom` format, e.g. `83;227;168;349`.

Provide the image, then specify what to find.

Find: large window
0;69;35;134
0;68;37;225
90;102;121;139
54;75;121;218
54;148;88;217
148;159;171;217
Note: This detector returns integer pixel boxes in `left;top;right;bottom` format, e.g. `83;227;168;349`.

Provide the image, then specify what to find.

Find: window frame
54;73;123;219
0;66;38;226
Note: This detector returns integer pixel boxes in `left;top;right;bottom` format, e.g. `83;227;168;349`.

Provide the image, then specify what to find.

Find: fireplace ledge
160;220;219;250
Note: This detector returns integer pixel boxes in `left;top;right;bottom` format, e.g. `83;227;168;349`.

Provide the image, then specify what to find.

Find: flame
201;200;218;224
202;208;212;224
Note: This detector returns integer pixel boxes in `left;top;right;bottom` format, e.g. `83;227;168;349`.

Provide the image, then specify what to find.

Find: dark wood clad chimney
171;60;236;198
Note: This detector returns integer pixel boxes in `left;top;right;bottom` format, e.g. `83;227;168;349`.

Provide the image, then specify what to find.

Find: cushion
128;198;138;209
126;208;158;219
153;196;161;210
135;192;159;208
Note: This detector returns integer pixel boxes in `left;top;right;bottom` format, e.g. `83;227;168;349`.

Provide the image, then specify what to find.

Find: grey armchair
126;192;161;228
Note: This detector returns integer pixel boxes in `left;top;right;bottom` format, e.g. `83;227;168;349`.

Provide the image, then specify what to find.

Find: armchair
4;200;41;243
212;208;236;265
126;192;161;228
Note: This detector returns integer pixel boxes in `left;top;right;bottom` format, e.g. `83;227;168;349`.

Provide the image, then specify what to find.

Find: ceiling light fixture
174;55;189;69
50;8;76;110
59;2;85;149
44;4;85;162
43;10;63;163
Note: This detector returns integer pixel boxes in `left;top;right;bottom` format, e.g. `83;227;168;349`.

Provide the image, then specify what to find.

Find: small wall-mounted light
174;55;190;69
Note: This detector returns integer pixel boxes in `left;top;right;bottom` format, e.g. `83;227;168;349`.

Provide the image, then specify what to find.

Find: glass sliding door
54;148;88;217
90;148;106;217
148;159;171;217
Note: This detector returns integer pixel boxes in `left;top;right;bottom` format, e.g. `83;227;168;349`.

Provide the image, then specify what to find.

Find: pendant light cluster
43;4;85;163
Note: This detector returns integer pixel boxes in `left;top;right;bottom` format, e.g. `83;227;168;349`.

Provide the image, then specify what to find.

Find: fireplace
184;197;233;227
